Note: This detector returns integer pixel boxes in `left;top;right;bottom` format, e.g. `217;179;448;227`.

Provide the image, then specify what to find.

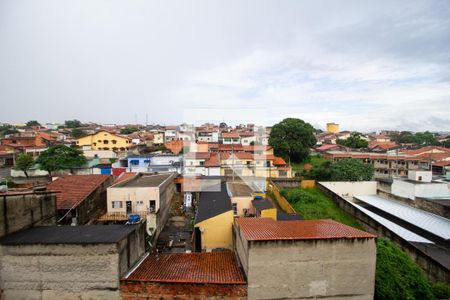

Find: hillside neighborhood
0;119;449;299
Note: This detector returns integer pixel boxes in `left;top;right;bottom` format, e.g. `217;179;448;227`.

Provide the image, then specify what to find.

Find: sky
0;0;449;132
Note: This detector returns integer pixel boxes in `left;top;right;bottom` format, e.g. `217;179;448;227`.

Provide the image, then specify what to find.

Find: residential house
196;128;219;143
101;173;177;241
221;152;292;178
222;132;241;145
164;126;178;142
47;174;113;225
194;182;234;251
177;131;195;141
76;130;132;151
239;132;256;146
183;152;221;176
234;218;377;300
127;154;182;173
326;122;340;133
149;130;164;145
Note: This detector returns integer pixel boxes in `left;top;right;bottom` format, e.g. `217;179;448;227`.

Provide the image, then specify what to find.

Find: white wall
392;179;450;200
320;181;377;199
408;171;432;183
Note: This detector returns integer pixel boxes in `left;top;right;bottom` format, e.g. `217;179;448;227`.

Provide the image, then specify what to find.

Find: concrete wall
318;182;450;283
319;181;377;198
195;210;234;250
0;192;56;238
0;224;146;300
231;196;253;216
0;244;121;300
391;179;450;200
238;237;376;300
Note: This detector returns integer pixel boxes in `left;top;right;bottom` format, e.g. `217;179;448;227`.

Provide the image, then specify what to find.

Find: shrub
432;282;450;299
287;189;315;204
375;238;435;300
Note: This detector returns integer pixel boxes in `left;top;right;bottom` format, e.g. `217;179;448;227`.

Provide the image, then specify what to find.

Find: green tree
330;158;373;181
36;145;86;176
375;238;435;300
414;131;439;146
71;128;86;138
120;127;139;134
14;153;35;178
0;124;18;137
64;119;82;128
442;139;450;148
337;132;368;148
269;118;316;163
26;120;41;127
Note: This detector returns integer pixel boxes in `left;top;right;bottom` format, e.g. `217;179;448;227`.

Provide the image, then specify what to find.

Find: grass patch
291;155;328;173
283;187;363;229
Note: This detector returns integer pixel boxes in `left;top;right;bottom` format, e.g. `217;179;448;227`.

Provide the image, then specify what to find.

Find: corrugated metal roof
355;195;450;240
236;218;376;241
123;252;246;284
350;202;433;244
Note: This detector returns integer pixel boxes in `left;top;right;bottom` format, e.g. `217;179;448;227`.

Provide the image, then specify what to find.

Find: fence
268;179;296;214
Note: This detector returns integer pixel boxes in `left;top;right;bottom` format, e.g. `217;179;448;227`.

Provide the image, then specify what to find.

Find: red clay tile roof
204;152;220;167
222;132;240;138
47;175;111;210
315;144;341;152
184;152;211;159
272;156;287;166
221;152;254;160
113;172;136;184
123;252;246;284
236;218;376;241
368;141;398;150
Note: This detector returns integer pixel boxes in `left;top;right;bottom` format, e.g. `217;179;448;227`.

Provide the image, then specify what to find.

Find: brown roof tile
236;218;376;241
47;175;111;210
123;252;246;284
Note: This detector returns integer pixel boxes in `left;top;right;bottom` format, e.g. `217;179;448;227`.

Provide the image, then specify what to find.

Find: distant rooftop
236;218;376;241
0;225;139;245
123;252;246;284
113;173;173;188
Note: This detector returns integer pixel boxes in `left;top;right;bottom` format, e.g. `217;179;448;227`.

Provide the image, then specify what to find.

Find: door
126;201;132;214
194;227;202;252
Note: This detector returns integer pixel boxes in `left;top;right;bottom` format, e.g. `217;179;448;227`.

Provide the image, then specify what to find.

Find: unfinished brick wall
120;281;247;300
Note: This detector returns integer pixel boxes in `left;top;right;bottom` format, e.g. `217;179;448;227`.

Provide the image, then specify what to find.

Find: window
418;176;422;181
232;203;238;216
112;140;117;144
130;160;139;165
103;140;109;144
199;161;204;166
112;201;123;209
98;140;102;143
136;200;144;205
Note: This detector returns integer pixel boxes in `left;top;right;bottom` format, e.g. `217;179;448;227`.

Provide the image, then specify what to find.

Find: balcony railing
97;210;151;222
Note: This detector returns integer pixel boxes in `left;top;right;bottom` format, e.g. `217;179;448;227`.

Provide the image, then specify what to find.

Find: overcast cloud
0;0;449;131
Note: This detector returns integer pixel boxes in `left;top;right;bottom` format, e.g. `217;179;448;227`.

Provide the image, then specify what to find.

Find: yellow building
326;122;340;133
152;131;164;145
194;183;234;251
76;130;132;151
